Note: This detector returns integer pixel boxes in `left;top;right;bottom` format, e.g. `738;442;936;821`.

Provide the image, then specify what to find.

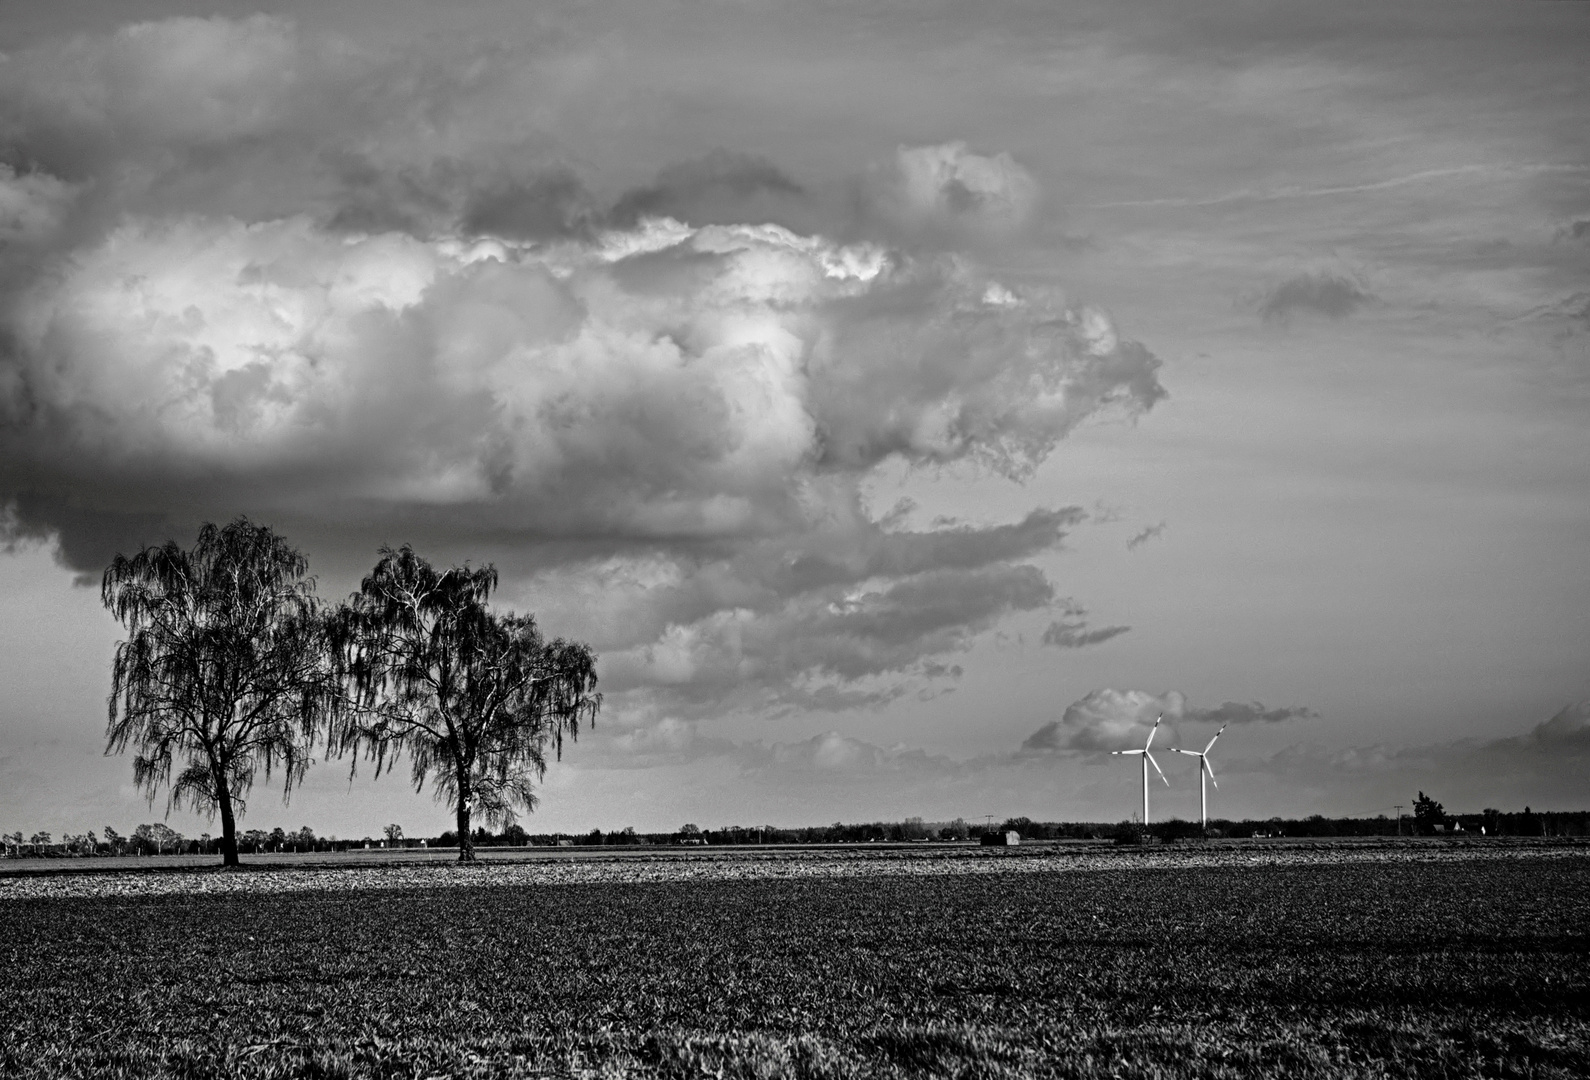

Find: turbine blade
1171;748;1200;757
1114;749;1144;756
1205;759;1218;788
1144;714;1161;751
1205;723;1228;754
1146;752;1168;785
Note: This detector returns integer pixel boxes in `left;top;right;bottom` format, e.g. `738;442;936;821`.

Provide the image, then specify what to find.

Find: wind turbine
1112;714;1168;824
1170;723;1227;830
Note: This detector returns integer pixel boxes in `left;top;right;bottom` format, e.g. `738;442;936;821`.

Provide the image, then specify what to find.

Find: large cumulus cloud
0;15;1165;719
2;212;1152;555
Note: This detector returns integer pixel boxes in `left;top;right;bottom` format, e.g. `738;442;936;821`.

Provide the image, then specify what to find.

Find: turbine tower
1112;714;1168;824
1170;723;1227;829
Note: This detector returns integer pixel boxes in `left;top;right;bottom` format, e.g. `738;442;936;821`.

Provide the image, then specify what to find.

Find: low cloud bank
1252;701;1590;814
564;701;1589;822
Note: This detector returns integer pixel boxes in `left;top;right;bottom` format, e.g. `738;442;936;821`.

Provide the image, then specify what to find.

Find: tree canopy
102;518;337;866
1413;791;1446;833
331;545;600;861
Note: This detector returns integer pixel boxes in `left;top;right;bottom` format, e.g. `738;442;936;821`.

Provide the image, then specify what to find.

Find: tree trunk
456;771;475;863
216;775;240;868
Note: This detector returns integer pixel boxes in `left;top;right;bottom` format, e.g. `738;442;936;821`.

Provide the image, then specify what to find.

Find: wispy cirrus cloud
1090;162;1590;211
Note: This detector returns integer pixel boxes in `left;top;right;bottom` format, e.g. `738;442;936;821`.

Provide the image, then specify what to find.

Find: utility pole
1393;804;1405;836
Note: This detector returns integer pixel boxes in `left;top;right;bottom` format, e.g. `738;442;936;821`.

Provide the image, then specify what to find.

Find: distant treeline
1;824;383;859
7;808;1588;859
477;807;1589;846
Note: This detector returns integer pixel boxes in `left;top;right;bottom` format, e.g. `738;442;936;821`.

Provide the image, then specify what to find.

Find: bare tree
383;823;404;846
332;545;600;862
103;518;338;867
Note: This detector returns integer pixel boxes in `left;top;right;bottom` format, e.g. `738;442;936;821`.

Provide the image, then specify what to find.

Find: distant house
981;831;1021;847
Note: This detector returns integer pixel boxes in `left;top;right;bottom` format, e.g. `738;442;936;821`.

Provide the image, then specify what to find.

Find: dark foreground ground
3;852;1586;1078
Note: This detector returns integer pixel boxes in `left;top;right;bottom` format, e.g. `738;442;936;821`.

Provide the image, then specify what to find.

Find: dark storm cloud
1258;273;1374;323
0;494;170;587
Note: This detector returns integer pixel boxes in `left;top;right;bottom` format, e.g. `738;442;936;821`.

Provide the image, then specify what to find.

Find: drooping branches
330;545;600;861
102;518;337;867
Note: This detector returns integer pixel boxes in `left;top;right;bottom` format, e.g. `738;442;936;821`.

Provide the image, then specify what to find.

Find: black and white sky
2;0;1587;837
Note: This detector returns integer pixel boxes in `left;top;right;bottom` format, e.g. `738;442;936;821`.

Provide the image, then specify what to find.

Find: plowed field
3;846;1586;1078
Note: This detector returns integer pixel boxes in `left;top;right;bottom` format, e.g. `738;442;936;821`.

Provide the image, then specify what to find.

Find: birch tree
103;518;337;867
332;545;600;861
